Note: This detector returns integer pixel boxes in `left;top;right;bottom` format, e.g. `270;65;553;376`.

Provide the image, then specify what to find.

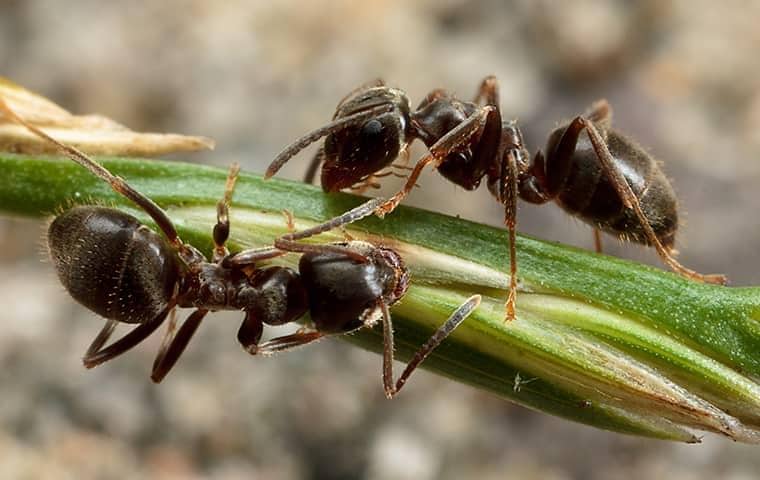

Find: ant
265;76;727;321
0;97;480;396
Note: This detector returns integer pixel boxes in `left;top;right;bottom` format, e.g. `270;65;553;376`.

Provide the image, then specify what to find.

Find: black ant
0;97;480;396
265;76;727;320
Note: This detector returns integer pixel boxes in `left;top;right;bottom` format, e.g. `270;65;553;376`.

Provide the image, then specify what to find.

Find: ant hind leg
151;309;209;383
82;305;173;369
579;117;727;285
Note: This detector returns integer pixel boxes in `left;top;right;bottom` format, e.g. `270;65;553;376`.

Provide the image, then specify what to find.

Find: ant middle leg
85;320;118;359
497;149;520;321
382;295;481;399
577;117;727;285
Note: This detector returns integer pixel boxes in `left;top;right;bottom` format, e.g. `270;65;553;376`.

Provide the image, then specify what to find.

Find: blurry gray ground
2;1;760;479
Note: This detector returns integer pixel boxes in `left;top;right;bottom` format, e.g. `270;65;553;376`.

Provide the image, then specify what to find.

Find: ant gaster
0;97;480;396
265;76;727;320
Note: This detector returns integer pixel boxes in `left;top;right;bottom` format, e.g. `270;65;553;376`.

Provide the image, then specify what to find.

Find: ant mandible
0;97;480;396
265;76;727;321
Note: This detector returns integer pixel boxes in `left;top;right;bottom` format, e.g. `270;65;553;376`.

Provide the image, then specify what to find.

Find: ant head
320;87;412;191
297;240;409;334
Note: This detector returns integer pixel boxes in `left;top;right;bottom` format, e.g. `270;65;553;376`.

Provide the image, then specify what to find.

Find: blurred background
2;0;760;478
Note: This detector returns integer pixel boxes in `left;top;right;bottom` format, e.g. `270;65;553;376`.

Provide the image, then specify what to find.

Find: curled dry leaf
0;77;214;156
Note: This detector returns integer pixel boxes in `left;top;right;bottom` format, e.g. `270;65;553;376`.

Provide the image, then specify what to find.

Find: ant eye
361;119;384;136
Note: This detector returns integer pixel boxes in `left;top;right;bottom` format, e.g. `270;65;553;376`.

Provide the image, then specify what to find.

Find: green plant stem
2;153;760;443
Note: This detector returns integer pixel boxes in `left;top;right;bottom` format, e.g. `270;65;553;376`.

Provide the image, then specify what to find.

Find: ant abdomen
544;124;678;248
48;206;179;324
298;241;409;334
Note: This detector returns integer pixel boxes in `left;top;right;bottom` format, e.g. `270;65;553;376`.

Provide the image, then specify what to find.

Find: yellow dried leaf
0;77;214;156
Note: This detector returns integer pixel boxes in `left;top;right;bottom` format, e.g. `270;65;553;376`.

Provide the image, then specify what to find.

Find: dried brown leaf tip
0;77;214;156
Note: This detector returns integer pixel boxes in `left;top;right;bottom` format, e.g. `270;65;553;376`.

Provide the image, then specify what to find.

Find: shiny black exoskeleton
47;199;409;384
2;94;478;397
265;76;727;321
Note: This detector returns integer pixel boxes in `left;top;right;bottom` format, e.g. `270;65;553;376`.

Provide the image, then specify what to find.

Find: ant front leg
249;331;326;355
382;295;481;399
577;116;727;285
375;105;497;218
272;197;388;262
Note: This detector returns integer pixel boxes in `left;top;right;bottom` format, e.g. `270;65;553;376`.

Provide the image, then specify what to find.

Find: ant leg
213;163;240;262
0;97;183;249
282;209;296;232
266;104;395;179
516;146;555;205
274;238;369;263
579;118;727;285
237;311;264;353
375;106;496;217
273;197;387;262
501;149;520;321
222;209;300;269
382;295;481;399
417;88;449;110
85;320;119;358
585;99;613;133
593;228;604;253
252;331;326;355
473;75;499;106
222;247;287;268
349;175;382;194
151;309;209;383
82;305;173;369
303;146;325;184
